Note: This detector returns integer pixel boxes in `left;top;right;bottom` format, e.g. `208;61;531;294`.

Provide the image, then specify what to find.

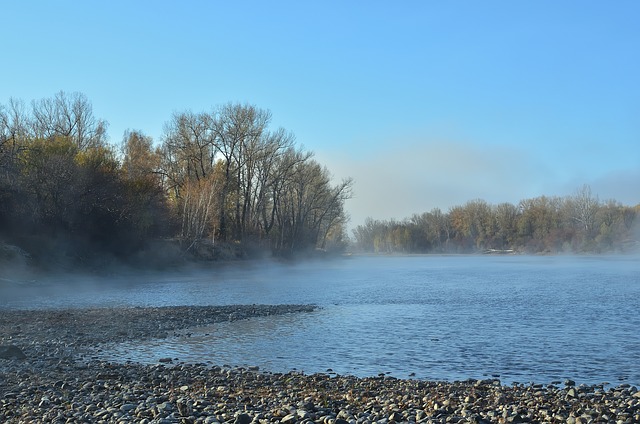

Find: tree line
352;186;639;254
0;92;352;269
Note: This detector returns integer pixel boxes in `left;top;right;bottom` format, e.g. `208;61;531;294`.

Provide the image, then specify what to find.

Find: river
2;254;639;386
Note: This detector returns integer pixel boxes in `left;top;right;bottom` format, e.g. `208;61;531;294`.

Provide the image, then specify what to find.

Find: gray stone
157;401;174;414
0;345;26;360
120;403;137;413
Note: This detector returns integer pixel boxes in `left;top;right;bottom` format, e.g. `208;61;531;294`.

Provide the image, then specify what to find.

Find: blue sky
2;1;638;228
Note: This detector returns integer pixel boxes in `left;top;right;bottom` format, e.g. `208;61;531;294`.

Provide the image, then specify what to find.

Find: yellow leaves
19;136;77;169
75;145;118;174
19;135;118;176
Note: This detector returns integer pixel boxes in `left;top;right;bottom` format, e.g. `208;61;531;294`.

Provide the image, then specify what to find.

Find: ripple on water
7;255;640;386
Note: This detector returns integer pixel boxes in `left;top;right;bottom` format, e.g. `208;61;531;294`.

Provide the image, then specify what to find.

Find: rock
3;306;640;424
388;412;403;422
157;401;174;415
235;413;252;424
0;345;26;360
281;413;298;424
120;403;137;413
177;398;192;416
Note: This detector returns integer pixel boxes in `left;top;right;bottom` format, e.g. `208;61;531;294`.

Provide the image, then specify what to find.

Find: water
2;255;639;386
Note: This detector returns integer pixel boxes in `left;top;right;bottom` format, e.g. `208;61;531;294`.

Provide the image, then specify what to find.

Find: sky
2;1;639;229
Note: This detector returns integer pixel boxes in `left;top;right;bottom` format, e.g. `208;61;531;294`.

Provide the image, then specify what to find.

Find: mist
0;254;348;310
317;139;639;229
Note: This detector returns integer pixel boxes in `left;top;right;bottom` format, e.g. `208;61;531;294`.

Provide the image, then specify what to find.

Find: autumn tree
119;130;171;243
353;186;636;254
493;202;519;249
516;196;564;252
159;103;352;256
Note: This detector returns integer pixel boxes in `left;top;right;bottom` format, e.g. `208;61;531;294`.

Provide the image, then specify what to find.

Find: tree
120;130;171;243
179;174;219;251
207;103;272;241
18;136;81;230
30;91;108;150
158;103;352;256
271;158;352;254
493;202;519;249
568;184;600;235
0;99;30;230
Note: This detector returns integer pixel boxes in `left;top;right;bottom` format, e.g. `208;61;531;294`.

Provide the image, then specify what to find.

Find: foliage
352;188;639;254
158;103;353;257
0;94;353;269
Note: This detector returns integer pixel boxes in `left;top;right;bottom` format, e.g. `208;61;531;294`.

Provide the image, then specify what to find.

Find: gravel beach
1;306;639;424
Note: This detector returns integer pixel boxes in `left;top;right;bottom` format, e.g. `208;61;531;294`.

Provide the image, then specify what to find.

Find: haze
2;1;638;228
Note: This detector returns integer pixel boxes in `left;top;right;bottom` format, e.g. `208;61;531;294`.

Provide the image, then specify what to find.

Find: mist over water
2;255;639;386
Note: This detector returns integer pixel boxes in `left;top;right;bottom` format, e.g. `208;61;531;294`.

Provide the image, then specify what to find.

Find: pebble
1;305;638;423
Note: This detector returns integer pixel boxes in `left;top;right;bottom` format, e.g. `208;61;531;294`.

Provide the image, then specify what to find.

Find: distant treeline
0;92;352;269
353;187;639;254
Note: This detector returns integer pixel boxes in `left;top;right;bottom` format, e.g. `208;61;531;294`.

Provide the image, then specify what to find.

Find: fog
316;140;640;229
3;251;639;312
0;256;347;310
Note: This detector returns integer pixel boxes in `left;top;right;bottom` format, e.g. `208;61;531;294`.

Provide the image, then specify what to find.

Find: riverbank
1;306;639;423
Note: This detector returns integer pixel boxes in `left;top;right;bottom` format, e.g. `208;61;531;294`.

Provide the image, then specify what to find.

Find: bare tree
0;98;30;174
272;158;352;253
180;175;219;251
159;111;215;201
158;103;353;255
31;91;107;150
569;184;600;234
208;103;271;241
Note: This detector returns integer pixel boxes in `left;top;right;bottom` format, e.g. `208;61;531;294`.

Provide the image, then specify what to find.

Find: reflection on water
4;255;640;386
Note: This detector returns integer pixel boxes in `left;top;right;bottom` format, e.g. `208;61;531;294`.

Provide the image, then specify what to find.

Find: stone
235;413;252;424
388;412;403;422
0;345;26;360
282;413;298;424
157;401;174;414
176;398;192;416
4;306;640;424
120;403;137;413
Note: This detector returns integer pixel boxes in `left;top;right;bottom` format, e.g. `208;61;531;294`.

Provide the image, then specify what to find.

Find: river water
3;255;640;386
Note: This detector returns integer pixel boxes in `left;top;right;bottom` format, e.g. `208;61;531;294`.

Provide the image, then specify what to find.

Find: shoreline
1;306;639;423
